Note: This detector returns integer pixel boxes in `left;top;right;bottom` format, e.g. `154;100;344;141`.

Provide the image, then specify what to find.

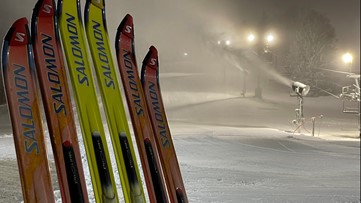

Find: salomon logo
15;32;25;42
43;4;52;14
65;13;89;86
13;64;40;155
91;20;115;89
41;34;66;115
150;58;157;66
148;82;170;148
125;25;132;34
123;50;144;116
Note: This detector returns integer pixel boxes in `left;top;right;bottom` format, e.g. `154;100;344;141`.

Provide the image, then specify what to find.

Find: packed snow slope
0;82;360;202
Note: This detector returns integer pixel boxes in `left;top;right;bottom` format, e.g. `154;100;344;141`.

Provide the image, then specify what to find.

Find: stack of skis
1;0;187;202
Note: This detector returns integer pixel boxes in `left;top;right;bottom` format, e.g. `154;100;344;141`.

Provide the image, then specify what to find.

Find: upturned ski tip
87;0;104;8
146;46;158;70
141;46;159;84
117;14;134;39
33;0;55;17
5;17;29;46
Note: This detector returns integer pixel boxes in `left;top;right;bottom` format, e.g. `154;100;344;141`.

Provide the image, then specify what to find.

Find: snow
172;125;359;203
0;88;359;202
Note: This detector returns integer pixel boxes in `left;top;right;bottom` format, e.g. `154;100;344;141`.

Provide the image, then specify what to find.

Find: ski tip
146;46;158;70
149;46;158;55
33;0;55;17
141;45;158;83
87;0;104;9
5;17;30;46
117;14;134;39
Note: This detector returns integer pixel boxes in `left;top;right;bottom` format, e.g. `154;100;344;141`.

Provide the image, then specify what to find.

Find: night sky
0;0;359;68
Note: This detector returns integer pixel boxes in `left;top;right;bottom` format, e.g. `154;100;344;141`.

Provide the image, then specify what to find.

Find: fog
1;0;359;94
1;0;360;117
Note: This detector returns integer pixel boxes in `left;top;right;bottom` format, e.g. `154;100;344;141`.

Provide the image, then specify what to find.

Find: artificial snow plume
241;51;293;87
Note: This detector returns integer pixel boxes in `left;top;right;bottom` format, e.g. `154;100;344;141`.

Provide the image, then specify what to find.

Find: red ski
141;46;188;203
115;14;168;203
1;17;55;203
31;0;88;202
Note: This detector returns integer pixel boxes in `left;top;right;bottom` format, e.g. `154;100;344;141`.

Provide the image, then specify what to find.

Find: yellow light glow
247;34;255;42
342;53;353;64
266;34;274;43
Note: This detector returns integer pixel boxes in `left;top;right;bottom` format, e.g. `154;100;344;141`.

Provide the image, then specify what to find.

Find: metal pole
311;117;316;136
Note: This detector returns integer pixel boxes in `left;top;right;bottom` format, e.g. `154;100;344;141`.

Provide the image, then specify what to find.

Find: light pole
252;33;276;99
217;39;232;86
342;52;353;73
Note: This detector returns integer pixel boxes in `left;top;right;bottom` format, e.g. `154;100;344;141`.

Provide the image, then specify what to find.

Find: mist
1;0;359;94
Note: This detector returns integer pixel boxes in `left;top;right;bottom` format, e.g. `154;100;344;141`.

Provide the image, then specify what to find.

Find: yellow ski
84;0;145;202
57;0;118;202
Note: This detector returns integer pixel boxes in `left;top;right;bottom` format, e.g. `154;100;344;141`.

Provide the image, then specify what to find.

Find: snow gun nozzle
291;81;310;97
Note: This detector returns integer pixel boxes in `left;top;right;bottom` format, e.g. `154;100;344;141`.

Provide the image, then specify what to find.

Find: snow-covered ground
173;124;360;203
0;86;359;202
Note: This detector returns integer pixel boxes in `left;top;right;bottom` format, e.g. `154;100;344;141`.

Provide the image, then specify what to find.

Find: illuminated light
183;52;188;56
266;34;274;43
225;40;231;46
247;34;255;42
217;40;221;45
342;52;353;64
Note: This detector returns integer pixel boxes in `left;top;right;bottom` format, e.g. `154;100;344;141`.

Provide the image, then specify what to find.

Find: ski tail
115;14;168;203
31;0;88;202
1;17;55;203
141;46;188;203
57;0;118;202
84;1;145;202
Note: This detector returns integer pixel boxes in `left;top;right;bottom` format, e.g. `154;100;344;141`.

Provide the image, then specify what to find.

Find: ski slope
0;89;359;202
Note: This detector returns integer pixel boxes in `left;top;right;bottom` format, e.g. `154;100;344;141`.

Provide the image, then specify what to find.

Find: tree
277;8;337;96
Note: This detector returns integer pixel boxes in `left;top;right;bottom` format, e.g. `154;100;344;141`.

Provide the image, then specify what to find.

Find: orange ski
141;46;188;203
1;17;55;203
31;0;88;202
115;14;168;203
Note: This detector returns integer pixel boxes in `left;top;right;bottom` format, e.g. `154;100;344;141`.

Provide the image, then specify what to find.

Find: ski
141;46;188;203
31;0;88;202
84;0;145;202
1;17;55;203
57;0;118;202
115;14;168;203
